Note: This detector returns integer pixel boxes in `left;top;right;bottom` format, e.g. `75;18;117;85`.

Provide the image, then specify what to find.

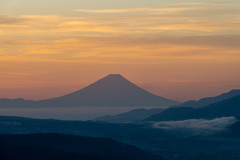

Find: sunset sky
0;0;240;102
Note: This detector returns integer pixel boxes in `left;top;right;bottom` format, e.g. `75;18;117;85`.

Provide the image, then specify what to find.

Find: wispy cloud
73;3;240;21
1;34;240;64
0;2;239;68
74;7;190;14
153;117;237;136
0;0;240;101
0;15;24;24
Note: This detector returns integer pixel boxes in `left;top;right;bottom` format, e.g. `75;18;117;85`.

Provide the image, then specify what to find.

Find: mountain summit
43;74;179;107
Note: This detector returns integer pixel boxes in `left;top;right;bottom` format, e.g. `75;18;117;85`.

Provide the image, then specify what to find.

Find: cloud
1;34;240;64
1;13;239;38
0;15;24;24
149;35;240;48
74;7;191;14
0;2;240;63
74;8;146;13
73;3;240;22
153;117;237;136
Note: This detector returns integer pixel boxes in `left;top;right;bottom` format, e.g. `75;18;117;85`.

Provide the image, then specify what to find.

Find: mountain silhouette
94;108;165;123
0;74;178;107
171;89;240;108
0;133;161;160
41;74;179;107
0;98;35;108
94;89;240;122
145;95;240;121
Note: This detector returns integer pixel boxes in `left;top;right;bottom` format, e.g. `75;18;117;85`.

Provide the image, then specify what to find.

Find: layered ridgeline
0;74;178;107
170;89;240;109
94;89;240;123
145;95;240;121
94;108;165;123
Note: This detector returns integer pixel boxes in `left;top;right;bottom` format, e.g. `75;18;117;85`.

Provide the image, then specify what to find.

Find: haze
1;0;240;102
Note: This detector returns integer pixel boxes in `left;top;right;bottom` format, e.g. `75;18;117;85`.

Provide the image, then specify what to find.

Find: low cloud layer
153;117;238;136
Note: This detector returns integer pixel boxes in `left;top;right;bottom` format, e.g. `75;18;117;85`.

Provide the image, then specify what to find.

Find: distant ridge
171;89;240;108
145;95;240;121
0;98;35;108
94;108;165;123
0;74;179;107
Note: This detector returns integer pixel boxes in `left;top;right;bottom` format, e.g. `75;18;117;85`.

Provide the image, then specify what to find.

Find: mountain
94;108;165;123
0;74;178;107
171;89;240;108
0;115;174;149
0;140;99;160
0;133;161;160
42;74;178;107
145;95;240;121
226;115;240;136
1;116;240;160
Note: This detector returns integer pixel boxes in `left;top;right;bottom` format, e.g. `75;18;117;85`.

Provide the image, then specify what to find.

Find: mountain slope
94;108;164;123
0;115;173;140
0;115;174;155
227;118;240;136
0;74;178;107
41;74;179;107
0;140;99;160
145;95;240;121
0;133;161;160
171;89;240;109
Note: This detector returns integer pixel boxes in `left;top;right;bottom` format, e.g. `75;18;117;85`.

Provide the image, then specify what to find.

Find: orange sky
0;0;240;102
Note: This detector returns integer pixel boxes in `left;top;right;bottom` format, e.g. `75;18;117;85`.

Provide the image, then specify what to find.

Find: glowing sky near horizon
0;0;240;102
